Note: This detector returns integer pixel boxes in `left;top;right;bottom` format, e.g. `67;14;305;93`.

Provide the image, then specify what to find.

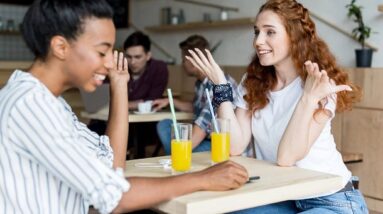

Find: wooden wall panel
342;109;383;199
0;69;12;87
167;65;183;94
347;68;383;109
332;114;343;150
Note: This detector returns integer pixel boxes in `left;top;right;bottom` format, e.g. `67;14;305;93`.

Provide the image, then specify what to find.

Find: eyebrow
95;42;112;48
254;24;276;29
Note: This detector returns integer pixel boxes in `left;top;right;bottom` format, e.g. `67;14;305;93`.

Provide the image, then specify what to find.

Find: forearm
114;174;202;212
128;99;143;110
106;84;129;169
174;99;193;112
277;95;317;166
191;125;207;149
218;103;251;155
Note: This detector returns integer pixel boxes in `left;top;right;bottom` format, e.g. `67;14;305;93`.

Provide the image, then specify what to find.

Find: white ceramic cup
138;100;153;113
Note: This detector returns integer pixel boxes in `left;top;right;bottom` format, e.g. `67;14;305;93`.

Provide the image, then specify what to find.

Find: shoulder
149;58;167;69
149;58;168;73
0;70;46;109
2;72;66;117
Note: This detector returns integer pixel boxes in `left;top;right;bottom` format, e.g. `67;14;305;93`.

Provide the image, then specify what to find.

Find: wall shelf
0;30;20;35
145;17;255;32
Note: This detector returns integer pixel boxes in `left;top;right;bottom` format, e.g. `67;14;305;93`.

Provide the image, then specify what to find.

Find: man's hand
196;160;249;191
152;98;169;111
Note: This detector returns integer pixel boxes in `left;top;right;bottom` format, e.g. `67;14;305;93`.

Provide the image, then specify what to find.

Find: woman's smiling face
64;17;115;92
253;10;292;68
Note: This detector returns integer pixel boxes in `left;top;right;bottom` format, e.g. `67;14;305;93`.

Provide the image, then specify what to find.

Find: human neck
29;59;67;97
273;60;299;91
130;66;146;81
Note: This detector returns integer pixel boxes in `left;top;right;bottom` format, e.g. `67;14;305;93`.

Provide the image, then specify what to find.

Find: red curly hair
244;0;361;113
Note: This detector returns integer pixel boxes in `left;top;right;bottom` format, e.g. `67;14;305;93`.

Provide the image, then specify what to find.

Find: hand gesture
196;160;248;191
186;48;227;84
152;98;169;111
303;61;351;104
105;51;130;87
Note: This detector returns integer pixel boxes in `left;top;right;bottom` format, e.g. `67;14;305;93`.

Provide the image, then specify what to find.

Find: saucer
133;111;156;115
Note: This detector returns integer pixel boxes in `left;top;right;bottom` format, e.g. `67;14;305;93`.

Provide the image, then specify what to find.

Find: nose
254;33;265;48
129;57;137;65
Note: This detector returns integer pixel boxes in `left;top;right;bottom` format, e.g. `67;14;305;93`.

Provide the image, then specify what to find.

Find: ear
50;35;69;60
145;51;152;61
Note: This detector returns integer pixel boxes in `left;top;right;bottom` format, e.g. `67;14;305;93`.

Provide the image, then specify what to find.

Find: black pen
246;176;260;183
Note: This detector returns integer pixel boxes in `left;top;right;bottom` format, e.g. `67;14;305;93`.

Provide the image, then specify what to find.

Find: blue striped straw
205;88;220;133
167;88;180;141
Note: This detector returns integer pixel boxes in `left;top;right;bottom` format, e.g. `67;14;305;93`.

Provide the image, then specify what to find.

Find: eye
267;30;275;36
254;29;260;37
99;52;106;57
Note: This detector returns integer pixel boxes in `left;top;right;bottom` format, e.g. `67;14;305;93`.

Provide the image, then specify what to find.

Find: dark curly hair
244;0;361;113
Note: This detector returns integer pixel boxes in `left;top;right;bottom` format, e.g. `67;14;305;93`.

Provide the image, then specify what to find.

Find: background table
82;106;194;158
81;106;193;123
125;152;343;214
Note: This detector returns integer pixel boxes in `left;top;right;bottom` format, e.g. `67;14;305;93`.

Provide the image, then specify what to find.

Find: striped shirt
0;70;129;214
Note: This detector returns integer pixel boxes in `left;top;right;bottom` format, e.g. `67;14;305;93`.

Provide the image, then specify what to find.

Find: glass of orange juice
171;123;192;174
211;118;230;164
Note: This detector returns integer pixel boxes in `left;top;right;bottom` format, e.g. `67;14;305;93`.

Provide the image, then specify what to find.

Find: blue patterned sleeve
194;102;213;134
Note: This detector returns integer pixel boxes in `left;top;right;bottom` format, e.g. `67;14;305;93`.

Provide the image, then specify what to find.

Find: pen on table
246;176;260;184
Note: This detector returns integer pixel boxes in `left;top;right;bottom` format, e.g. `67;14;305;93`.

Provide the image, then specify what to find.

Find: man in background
153;35;238;155
124;31;168;109
89;31;168;158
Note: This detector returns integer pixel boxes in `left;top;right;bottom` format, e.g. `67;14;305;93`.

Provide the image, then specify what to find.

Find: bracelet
212;83;233;109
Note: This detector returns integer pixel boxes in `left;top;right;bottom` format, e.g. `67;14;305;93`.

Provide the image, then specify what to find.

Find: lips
257;49;272;56
93;74;106;86
94;74;106;81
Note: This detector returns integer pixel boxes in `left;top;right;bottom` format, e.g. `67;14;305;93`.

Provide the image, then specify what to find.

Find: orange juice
211;132;230;163
171;139;192;172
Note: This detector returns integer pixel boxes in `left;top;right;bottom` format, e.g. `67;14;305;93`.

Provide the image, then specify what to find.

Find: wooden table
125;152;343;214
81;106;193;123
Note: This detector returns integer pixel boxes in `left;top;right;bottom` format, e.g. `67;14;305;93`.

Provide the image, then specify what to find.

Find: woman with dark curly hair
187;0;367;213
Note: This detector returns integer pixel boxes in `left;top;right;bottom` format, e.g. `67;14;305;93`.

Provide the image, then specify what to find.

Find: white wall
116;0;383;67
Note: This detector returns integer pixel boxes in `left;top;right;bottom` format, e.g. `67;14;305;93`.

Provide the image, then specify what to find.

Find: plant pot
355;49;373;67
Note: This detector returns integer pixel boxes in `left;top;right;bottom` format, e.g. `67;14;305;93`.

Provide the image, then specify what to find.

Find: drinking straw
167;88;180;141
205;88;220;133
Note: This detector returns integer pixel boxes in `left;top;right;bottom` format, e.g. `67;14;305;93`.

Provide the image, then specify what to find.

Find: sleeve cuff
88;168;130;214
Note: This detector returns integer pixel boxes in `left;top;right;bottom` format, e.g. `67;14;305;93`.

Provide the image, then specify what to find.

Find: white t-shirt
234;75;351;195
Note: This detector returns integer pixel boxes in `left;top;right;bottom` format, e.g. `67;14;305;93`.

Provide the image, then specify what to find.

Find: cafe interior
0;0;382;213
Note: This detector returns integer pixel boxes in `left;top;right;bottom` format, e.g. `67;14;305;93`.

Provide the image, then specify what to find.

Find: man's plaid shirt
193;75;238;136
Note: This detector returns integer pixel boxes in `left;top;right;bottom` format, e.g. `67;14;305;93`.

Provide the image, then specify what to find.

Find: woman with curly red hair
187;0;367;213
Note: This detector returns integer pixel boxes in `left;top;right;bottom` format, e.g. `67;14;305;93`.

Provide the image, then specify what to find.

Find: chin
81;84;97;93
259;60;272;66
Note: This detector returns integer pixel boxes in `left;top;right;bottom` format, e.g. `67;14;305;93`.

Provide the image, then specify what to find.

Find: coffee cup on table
138;100;153;113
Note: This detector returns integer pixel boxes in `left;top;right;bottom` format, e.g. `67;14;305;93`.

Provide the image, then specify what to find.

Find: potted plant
346;0;373;67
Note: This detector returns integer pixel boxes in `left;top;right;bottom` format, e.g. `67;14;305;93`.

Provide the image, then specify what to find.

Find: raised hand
105;50;130;86
303;60;352;104
196;160;249;191
186;48;227;84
